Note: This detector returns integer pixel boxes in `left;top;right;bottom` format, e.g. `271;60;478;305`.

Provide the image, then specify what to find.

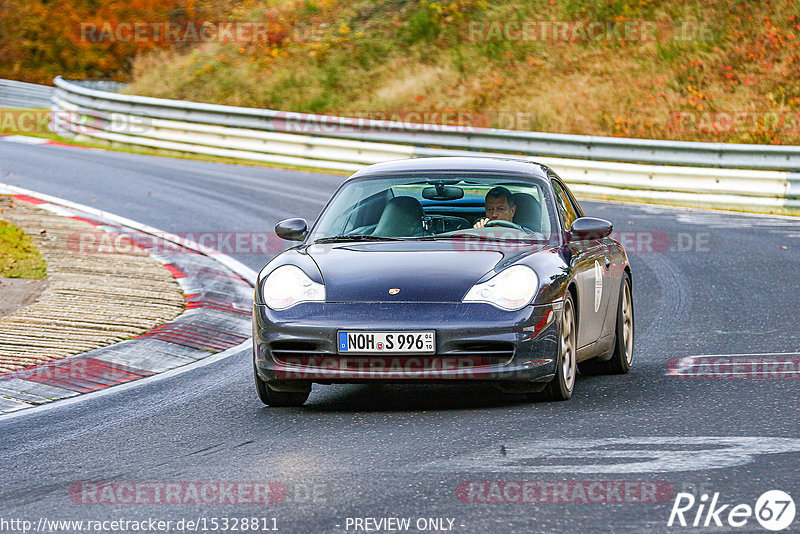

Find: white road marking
0;135;50;144
418;437;800;474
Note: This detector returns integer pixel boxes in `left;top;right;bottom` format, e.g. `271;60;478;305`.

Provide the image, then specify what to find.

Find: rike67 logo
668;490;795;531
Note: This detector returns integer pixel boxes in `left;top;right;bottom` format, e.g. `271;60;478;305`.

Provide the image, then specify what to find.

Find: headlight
262;265;325;310
463;265;538;311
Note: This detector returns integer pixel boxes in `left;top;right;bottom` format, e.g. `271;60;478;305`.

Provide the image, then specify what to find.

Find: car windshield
309;172;558;243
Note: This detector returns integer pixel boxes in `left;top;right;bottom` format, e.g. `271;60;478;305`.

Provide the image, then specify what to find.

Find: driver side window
552;181;578;231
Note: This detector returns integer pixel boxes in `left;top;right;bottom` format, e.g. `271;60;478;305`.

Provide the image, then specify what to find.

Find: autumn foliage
1;0;799;144
0;0;232;84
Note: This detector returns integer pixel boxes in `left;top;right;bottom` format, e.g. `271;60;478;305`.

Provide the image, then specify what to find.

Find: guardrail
0;79;54;109
47;76;800;210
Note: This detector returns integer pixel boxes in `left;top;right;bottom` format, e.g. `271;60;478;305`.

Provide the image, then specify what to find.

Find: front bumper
253;301;560;383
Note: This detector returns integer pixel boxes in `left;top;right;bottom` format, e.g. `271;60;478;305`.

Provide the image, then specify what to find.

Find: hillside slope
4;0;799;144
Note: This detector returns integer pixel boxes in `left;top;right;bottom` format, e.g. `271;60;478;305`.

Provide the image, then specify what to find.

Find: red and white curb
0;184;258;415
0;133;96;150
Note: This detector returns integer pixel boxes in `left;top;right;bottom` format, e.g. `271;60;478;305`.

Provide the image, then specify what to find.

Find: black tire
578;271;634;376
254;364;310;407
534;290;577;401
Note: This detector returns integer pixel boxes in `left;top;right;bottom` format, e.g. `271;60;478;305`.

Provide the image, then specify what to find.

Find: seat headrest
372;196;425;237
512;192;542;232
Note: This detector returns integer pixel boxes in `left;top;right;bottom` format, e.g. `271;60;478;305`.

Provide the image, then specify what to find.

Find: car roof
347;157;550;181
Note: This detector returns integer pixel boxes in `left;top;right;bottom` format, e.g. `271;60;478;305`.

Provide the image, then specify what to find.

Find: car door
563;179;622;342
551;177;606;349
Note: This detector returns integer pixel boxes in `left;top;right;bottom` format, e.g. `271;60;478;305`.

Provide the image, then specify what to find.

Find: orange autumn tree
0;0;229;84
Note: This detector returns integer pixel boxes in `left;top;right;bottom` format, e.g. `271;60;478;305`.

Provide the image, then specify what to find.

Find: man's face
485;195;516;222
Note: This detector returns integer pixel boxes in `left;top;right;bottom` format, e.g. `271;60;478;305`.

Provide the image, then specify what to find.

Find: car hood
306;241;505;303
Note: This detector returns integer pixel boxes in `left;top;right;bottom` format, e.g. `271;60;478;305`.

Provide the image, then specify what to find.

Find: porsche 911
252;157;634;406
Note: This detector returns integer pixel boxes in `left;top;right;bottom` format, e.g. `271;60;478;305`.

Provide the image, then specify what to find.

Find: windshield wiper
417;233;540;243
314;234;401;243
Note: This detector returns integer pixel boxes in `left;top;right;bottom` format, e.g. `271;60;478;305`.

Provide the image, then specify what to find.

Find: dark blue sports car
253;157;634;406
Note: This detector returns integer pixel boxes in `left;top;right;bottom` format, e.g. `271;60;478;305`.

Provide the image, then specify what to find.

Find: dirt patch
0;277;48;318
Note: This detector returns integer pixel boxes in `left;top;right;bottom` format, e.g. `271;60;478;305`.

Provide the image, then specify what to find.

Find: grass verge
0;216;47;279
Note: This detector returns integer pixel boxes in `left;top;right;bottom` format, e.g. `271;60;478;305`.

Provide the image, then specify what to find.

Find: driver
473;186;516;228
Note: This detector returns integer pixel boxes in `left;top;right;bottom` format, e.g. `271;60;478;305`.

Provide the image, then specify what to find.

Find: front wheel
534;291;577;401
254;364;310;407
578;271;634;375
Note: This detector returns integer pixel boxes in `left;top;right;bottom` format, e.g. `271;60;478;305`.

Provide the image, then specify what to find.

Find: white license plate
338;331;435;353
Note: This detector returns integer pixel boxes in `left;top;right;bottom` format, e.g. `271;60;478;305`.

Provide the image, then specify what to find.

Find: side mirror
569;217;613;241
275;218;308;241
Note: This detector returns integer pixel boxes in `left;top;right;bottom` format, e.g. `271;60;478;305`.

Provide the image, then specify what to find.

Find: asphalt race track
1;142;799;533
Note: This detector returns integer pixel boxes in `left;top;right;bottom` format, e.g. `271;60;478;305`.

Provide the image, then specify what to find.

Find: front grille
447;341;515;365
270;341;515;368
270;340;319;353
269;340;325;365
